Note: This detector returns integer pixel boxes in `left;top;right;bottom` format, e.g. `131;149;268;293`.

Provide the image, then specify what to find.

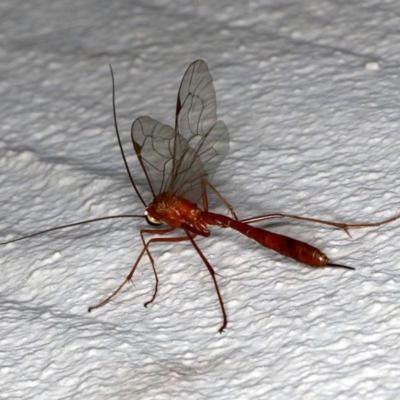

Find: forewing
172;60;229;201
170;120;228;202
131;116;186;198
176;60;217;136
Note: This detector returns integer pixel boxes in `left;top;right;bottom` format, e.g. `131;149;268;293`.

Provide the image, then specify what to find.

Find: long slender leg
88;245;147;311
340;213;400;229
140;227;176;270
88;227;190;311
141;234;194;307
183;226;227;333
241;211;400;236
241;213;352;235
201;179;238;220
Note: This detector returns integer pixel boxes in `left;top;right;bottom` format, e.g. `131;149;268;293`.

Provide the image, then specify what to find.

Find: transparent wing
173;60;229;200
131;60;229;203
131;116;182;199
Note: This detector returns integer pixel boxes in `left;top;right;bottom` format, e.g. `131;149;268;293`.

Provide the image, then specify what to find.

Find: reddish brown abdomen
254;229;328;267
204;211;329;267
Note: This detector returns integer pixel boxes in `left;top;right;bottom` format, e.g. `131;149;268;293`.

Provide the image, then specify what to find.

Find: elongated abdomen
246;226;328;267
204;212;328;267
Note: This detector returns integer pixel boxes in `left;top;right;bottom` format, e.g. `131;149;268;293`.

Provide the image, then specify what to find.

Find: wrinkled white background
1;1;400;399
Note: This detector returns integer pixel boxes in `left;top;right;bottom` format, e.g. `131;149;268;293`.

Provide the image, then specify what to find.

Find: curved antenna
109;65;147;207
0;214;145;244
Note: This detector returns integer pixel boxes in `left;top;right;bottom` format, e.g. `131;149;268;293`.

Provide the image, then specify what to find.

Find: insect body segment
146;193;210;237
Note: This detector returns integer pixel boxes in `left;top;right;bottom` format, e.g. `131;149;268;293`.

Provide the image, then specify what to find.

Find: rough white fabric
1;1;400;399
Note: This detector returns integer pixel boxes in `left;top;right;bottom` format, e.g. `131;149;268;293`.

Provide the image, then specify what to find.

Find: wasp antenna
0;214;144;244
109;65;147;207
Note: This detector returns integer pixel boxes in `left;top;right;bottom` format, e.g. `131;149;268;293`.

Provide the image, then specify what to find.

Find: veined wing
131;116;187;199
132;60;229;203
132;116;209;202
173;60;229;201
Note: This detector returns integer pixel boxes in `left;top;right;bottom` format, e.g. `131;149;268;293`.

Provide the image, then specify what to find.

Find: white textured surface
1;1;400;399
